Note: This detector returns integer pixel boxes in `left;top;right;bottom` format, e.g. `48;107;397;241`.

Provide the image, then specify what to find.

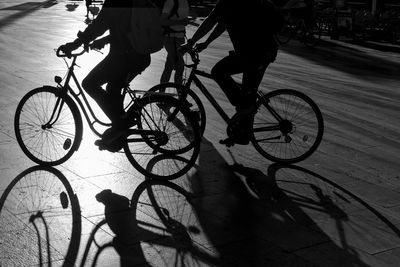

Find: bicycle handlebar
56;46;87;58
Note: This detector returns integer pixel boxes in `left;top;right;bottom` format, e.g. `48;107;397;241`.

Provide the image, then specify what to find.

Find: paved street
1;0;400;266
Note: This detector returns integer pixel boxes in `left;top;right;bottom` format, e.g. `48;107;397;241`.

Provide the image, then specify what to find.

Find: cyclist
59;0;151;151
160;0;190;85
182;0;280;145
283;0;315;29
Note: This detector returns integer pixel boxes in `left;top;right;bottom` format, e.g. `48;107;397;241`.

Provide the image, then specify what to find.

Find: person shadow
229;162;400;266
187;138;400;266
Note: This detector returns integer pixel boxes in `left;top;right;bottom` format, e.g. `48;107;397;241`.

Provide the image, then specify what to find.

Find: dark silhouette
59;0;151;150
182;0;281;145
160;0;190;85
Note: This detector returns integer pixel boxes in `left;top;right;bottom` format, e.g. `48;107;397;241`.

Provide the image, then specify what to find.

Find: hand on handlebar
194;42;208;53
180;41;193;54
59;40;82;58
90;38;107;50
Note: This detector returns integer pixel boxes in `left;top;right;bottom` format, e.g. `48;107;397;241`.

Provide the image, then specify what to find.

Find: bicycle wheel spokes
132;181;220;266
148;82;207;136
15;88;81;165
0;166;80;266
252;89;323;163
124;95;200;180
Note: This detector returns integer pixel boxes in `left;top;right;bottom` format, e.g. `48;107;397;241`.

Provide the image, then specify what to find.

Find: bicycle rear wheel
14;87;83;166
251;89;323;163
148;82;206;136
124;94;200;180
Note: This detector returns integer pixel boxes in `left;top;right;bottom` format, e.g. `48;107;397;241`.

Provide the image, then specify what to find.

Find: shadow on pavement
279;39;400;81
3;141;399;265
186;138;400;266
0;0;57;29
81;181;221;266
0;165;81;267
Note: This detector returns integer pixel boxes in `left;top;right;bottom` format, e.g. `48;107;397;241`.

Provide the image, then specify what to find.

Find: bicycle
14;46;201;180
277;9;322;47
148;47;324;164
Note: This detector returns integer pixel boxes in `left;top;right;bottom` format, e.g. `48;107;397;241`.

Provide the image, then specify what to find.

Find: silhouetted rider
59;0;151;151
182;0;279;145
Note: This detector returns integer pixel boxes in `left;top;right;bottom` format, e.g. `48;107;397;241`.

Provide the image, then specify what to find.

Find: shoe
231;105;256;124
223;107;255;146
95;127;127;152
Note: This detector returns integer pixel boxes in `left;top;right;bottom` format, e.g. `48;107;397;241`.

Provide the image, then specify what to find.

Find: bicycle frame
48;51;165;140
183;56;285;130
52;52;113;137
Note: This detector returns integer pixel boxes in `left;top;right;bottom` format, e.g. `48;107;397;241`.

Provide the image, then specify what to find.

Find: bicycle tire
124;94;200;180
148;82;207;136
131;180;221;266
251;89;324;163
14;86;83;166
0;166;81;266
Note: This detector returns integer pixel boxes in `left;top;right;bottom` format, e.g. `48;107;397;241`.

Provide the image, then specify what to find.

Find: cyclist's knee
82;76;98;95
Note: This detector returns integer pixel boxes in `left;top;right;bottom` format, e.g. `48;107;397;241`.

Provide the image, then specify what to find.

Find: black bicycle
14;46;201;180
277;9;322;47
148;47;324;164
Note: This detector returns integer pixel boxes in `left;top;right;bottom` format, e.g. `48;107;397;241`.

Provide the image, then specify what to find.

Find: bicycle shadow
188;138;400;266
0;165;81;267
278;39;400;80
80;180;222;266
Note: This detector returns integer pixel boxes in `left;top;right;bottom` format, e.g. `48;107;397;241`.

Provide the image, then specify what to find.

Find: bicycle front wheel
14;87;83;166
148;82;207;136
251;89;324;163
124;94;201;180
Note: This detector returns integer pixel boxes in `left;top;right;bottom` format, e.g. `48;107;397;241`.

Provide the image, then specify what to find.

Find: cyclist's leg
81;55;117;121
96;53;151;151
240;64;268;110
172;36;186;85
210;51;244;107
160;36;174;84
225;64;269;145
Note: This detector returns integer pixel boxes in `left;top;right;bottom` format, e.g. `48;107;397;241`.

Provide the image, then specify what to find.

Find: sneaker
223;105;255;145
95;127;127;152
230;105;256;124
